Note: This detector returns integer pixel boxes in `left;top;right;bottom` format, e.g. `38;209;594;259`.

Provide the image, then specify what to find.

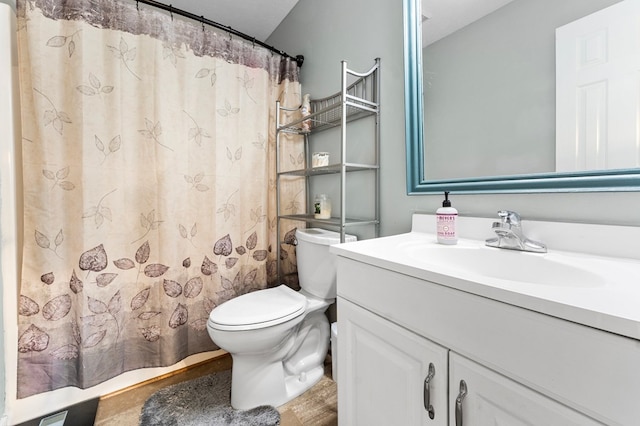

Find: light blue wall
269;0;640;237
268;0;409;236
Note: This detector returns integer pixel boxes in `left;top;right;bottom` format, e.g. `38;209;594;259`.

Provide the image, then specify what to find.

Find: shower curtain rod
134;0;304;67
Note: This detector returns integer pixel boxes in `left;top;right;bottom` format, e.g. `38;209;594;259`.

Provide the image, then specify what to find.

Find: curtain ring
169;4;173;20
201;16;205;32
136;0;139;11
252;37;256;48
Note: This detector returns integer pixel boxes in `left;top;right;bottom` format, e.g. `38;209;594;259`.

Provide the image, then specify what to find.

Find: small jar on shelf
314;194;332;219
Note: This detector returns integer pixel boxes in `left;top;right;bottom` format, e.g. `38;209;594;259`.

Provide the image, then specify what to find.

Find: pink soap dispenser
436;191;458;245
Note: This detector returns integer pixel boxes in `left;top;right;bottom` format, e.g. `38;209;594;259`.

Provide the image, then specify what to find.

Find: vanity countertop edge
330;214;640;341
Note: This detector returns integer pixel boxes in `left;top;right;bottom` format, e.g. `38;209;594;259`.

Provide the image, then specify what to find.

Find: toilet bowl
207;228;356;409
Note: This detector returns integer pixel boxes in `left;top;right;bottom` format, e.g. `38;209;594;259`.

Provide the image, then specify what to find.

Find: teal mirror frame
403;0;640;195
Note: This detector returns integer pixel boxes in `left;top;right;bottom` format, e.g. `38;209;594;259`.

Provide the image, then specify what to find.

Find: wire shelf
278;62;379;134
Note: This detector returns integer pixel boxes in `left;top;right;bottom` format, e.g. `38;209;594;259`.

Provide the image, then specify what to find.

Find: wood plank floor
94;352;337;425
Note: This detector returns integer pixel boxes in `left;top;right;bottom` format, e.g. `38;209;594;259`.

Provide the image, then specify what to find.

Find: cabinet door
449;353;603;426
338;298;448;426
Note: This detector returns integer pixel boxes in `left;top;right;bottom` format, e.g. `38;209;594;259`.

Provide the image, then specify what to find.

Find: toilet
207;228;356;409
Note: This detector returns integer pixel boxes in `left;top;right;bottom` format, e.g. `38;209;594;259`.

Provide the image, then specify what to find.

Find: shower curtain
15;0;304;398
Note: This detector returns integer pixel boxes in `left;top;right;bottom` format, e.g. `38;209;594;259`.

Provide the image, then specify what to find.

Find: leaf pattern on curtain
16;0;304;398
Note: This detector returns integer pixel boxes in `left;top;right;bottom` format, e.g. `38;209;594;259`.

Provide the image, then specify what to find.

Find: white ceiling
160;0;514;48
165;0;300;43
421;0;515;46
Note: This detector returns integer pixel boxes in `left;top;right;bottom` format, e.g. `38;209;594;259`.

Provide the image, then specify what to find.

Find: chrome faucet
485;210;547;253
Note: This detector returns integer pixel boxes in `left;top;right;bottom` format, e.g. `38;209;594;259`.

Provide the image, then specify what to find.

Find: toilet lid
208;285;306;331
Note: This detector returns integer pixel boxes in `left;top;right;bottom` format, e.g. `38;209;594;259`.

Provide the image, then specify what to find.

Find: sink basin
403;242;605;288
331;213;640;342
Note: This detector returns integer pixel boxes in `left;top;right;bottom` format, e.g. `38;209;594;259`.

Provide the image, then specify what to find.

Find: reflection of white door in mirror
556;0;640;172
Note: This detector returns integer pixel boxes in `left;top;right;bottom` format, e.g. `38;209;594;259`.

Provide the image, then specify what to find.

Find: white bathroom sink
402;242;605;288
331;213;640;341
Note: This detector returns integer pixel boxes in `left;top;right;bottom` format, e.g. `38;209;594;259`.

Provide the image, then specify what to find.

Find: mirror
404;0;640;194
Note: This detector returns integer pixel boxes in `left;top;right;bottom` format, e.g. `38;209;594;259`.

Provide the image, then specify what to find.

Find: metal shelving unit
275;59;380;282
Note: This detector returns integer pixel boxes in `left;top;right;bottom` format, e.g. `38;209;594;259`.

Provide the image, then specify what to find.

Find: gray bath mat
139;370;280;426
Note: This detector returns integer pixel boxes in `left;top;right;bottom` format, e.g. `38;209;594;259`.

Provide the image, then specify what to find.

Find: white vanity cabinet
339;296;601;426
335;255;639;425
449;353;601;426
338;298;448;426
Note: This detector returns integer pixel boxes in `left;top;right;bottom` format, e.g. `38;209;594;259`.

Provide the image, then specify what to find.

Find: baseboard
100;350;230;401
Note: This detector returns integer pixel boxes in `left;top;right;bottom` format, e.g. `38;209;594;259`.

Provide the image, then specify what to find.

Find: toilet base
282;363;325;404
229;354;325;409
229;313;330;410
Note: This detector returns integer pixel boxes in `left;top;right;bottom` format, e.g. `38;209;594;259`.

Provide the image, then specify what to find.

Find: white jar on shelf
312;152;330;167
314;194;332;219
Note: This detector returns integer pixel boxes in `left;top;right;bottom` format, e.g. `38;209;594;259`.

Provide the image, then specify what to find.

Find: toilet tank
295;228;356;299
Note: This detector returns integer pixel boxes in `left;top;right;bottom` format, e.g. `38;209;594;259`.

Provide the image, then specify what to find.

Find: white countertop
331;214;640;340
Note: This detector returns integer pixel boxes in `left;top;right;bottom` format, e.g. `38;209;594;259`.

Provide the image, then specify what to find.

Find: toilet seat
208;285;306;331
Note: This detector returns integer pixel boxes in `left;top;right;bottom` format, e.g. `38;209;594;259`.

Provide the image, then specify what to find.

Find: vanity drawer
337;256;640;425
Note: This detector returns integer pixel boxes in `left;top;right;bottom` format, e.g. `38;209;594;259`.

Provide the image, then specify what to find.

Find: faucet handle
497;210;521;226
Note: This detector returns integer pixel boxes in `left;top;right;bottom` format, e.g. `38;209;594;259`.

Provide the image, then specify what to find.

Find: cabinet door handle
455;380;468;426
423;363;435;419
